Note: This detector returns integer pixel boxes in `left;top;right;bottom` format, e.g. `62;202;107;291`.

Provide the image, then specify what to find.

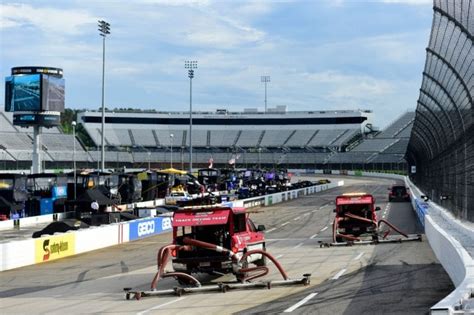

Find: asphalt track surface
0;176;454;314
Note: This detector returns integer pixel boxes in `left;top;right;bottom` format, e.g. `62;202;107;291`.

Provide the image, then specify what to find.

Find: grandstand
0;108;413;171
327;111;414;166
77;108;372;152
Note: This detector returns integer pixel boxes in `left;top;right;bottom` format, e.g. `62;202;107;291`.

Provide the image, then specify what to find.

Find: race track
0;176;454;314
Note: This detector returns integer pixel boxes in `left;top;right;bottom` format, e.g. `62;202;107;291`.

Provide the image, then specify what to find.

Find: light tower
185;60;197;172
261;75;270;113
98;19;110;171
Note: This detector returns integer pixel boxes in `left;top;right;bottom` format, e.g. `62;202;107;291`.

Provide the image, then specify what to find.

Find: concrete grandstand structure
0;107;414;171
77;108;371;150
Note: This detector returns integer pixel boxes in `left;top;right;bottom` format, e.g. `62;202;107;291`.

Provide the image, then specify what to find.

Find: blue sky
0;0;433;128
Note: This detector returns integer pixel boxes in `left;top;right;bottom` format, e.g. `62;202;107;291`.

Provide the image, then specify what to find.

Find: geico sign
138;220;155;237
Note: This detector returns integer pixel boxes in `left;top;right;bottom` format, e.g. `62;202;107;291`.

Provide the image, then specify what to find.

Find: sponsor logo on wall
35;233;75;263
129;217;173;241
243;197;265;208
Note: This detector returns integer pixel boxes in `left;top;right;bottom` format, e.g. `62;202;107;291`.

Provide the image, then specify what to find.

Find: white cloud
0;3;97;34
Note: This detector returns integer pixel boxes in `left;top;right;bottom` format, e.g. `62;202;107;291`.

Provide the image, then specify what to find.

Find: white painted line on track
312;209;318;213
276;254;284;259
320;226;328;232
294;242;304;249
281;222;289;227
266;228;277;233
310;233;318;239
353;252;364;261
331;268;347;280
283;292;318;313
136;297;186;315
294;216;301;221
303;213;310;216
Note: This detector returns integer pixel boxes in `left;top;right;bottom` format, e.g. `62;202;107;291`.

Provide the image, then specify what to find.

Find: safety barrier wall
0;212;73;230
0;198;166;231
0;181;343;272
0;238;35;271
75;224;122;254
229;181;343;209
405;177;474;314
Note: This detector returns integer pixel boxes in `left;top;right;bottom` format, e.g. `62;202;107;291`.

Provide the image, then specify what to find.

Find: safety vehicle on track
333;193;380;242
388;185;410;202
171;205;266;274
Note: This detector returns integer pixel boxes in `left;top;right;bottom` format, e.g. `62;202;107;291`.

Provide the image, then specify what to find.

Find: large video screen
4;74;65;113
4;74;41;112
41;75;65;112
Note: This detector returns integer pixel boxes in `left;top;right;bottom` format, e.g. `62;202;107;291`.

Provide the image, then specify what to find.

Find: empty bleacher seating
284;130;314;147
235;130;264;147
210;130;239;147
376;112;415;138
351;139;398;152
259;130;291;147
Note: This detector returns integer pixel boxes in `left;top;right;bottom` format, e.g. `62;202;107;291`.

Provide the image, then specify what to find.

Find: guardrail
0;180;343;272
405;177;474;315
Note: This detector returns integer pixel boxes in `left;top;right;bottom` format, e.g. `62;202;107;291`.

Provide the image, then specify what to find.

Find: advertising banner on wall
129;216;173;241
35;233;75;263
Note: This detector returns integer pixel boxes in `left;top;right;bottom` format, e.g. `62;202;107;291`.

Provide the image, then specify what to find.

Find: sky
0;0;433;128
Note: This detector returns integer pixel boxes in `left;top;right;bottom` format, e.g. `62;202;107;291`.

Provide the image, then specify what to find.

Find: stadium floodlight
72;121;77;200
170;133;174;168
261;76;270;113
185;60;198;172
98;20;111;172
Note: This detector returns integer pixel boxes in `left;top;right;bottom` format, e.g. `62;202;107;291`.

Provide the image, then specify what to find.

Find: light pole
72;121;77;200
42;145;48;172
98;19;110;172
147;151;151;170
261;76;270;113
185;60;197;172
170;133;174;168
